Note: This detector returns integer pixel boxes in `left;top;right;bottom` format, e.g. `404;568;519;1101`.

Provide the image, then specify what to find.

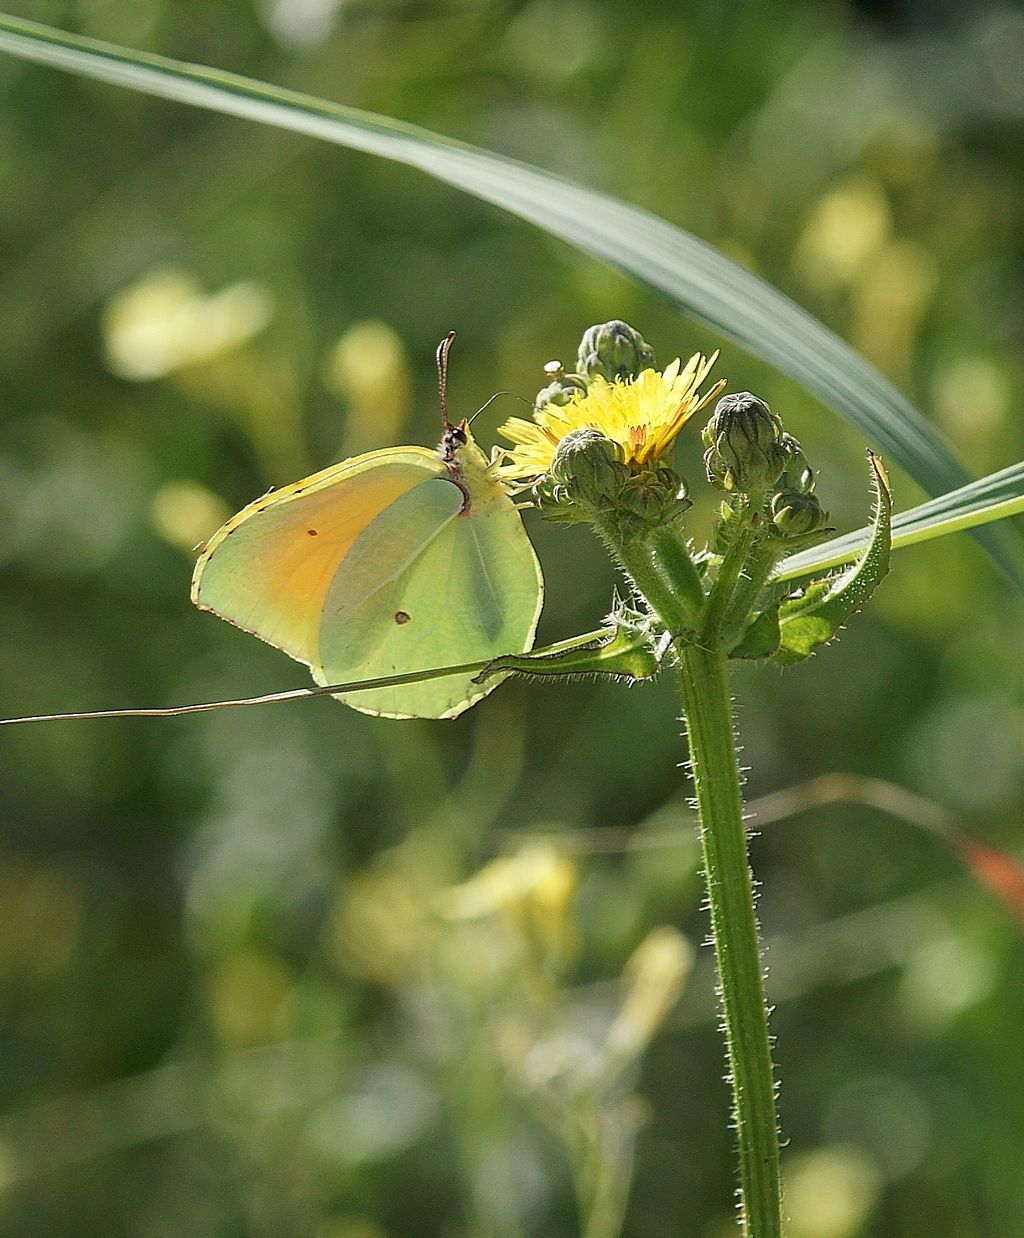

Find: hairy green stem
676;646;781;1237
702;512;758;647
719;539;783;651
646;523;706;620
595;518;704;632
604;524;782;1236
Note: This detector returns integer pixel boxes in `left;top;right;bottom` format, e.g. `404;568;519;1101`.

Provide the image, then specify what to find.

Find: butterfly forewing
191;449;442;667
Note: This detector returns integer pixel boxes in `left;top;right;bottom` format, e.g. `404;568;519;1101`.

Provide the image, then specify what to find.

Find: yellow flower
498;351;724;484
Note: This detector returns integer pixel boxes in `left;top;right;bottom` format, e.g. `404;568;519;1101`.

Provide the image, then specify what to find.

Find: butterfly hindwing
318;455;542;718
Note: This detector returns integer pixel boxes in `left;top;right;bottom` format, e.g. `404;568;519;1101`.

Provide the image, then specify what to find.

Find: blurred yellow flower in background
323;319;411;456
436;843;578;965
103;269;272;381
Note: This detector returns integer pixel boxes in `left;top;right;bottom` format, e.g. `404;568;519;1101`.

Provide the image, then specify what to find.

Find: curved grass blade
0;13;1021;584
778;458;1024;583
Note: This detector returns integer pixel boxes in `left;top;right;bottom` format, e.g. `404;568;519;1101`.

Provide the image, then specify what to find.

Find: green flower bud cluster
576;320;656;383
776;433;814;494
770;433;828;538
535;428;690;539
546;428;627;506
769;489;826;536
702;393;829;539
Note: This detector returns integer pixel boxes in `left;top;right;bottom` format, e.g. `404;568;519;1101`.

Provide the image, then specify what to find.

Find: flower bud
577;320;656;384
702;392;788;495
535;360;588;409
615;467;691;536
771;488;828;537
547;427;628;508
777;433;816;494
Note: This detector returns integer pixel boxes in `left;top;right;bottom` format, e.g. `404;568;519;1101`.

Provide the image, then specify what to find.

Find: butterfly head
440;417;470;467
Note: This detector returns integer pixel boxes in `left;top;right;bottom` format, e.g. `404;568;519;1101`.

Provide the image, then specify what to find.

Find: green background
1;1;1023;1234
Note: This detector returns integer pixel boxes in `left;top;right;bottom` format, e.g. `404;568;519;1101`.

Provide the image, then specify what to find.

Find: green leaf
730;606;781;661
475;625;659;686
777;458;1024;584
774;454;892;666
1;13;1021;584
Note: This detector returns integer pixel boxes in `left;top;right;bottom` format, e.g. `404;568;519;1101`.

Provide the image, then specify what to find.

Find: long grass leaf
1;12;1021;581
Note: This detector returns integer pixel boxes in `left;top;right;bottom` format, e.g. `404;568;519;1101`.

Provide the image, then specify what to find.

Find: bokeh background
2;1;1024;1235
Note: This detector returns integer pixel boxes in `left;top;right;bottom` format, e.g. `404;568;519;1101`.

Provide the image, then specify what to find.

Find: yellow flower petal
498;351;723;483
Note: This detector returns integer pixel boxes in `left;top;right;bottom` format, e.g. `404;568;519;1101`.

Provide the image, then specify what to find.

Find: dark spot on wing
394;610;411;625
307;528;318;536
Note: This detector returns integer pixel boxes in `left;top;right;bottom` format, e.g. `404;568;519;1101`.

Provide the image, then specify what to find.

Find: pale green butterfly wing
191;447;444;668
191;436;543;719
317;442;543;719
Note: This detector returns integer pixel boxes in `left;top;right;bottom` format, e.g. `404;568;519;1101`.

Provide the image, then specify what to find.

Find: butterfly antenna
468;390;532;426
436;330;457;429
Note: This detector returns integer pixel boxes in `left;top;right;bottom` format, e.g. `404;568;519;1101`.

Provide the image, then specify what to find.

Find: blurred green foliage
1;1;1023;1235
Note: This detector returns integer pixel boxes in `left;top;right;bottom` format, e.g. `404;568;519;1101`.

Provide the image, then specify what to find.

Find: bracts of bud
535;427;690;540
770;489;829;537
577;320;656;384
776;433;816;494
702;392;789;496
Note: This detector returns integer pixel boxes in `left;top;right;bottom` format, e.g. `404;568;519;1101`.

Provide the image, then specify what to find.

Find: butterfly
190;333;543;719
